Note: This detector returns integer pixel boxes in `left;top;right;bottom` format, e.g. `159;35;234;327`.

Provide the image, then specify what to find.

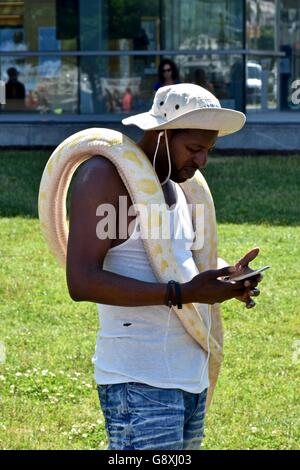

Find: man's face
167;129;218;183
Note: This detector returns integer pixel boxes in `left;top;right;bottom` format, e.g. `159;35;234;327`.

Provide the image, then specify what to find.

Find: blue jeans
97;382;207;450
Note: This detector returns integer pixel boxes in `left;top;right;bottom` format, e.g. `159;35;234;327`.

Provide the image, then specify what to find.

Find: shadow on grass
0;151;299;226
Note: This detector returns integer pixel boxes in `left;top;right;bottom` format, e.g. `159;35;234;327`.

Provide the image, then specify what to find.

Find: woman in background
153;59;180;92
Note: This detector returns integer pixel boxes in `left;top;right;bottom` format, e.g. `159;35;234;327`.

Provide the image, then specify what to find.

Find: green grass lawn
0;150;299;450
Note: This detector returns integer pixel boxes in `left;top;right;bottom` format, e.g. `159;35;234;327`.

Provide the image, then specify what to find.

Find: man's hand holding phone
227;247;267;309
184;247;268;307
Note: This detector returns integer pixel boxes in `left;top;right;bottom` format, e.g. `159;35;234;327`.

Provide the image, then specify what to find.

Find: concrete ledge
217;122;300;152
0;121;143;147
0;119;299;151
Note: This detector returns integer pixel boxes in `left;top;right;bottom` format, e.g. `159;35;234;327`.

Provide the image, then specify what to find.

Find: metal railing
0;49;286;58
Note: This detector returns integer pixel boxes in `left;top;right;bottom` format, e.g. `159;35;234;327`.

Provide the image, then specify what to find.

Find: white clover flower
0;342;6;365
70;426;80;435
42;388;49;394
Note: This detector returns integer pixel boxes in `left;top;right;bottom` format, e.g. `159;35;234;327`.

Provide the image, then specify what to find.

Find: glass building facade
0;0;299;118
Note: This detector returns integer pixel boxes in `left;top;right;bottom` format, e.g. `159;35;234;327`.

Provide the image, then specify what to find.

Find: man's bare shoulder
77;155;121;181
73;155;124;199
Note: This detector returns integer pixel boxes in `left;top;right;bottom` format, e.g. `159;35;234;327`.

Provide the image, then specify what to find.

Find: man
5;67;26;111
66;84;262;450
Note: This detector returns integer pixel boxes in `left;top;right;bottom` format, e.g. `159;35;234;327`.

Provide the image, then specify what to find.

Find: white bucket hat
122;83;246;136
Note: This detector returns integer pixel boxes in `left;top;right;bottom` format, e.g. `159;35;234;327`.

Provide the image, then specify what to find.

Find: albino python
38;127;224;407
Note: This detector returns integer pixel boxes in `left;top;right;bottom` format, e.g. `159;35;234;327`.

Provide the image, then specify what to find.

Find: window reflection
280;0;300;110
177;54;244;111
0;0;77;52
0;0;297;115
1;56;78;114
163;0;243;50
0;0;243;52
246;56;278;111
108;0;159;50
246;0;276;50
80;57;154;115
2;52;280;115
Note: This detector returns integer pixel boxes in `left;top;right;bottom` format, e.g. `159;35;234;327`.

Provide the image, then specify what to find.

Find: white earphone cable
153;131;164;172
162;129;172;185
163;305;173;380
152;130;171;186
199;307;212;386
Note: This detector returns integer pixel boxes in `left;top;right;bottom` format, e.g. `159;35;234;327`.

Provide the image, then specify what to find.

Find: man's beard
171;167;197;183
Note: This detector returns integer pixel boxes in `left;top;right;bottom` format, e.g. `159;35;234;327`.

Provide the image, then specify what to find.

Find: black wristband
165;280;176;307
165;280;182;309
173;281;183;309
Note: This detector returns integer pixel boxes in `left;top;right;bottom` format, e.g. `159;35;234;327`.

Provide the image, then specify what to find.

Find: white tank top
92;182;210;394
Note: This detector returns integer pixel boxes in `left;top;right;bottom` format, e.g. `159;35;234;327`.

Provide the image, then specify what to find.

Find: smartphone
228;265;271;282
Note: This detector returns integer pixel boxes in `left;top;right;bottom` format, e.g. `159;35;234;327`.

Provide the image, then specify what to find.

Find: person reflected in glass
154;59;180;92
194;68;215;94
5;67;26;111
229;60;244;111
133;28;149;51
122;88;133;112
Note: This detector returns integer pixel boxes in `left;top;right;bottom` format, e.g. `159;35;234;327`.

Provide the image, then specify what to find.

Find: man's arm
66;156;248;307
66;156;174;306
